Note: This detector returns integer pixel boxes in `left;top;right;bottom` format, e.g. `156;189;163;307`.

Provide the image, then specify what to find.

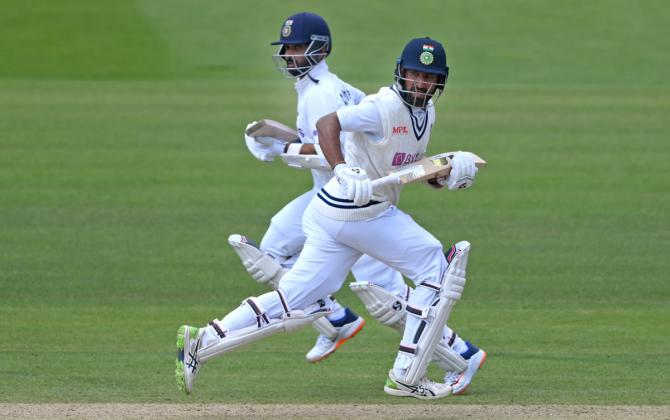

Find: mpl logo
392;126;408;135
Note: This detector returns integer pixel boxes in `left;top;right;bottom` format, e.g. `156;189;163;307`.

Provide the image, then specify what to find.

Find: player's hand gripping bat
371;152;486;189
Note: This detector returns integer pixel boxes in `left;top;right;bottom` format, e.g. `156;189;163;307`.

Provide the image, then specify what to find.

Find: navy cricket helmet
394;37;449;107
271;12;331;78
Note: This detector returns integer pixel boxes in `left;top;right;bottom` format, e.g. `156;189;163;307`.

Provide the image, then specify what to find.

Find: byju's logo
392;152;422;166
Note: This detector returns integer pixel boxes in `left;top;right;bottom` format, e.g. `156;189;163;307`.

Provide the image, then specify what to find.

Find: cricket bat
245;119;299;143
371;152;486;189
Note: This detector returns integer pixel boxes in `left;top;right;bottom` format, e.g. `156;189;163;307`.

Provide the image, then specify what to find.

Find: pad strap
419;281;441;292
244;297;270;327
447;330;456;347
399;342;417;355
406;304;429;319
208;320;227;338
276;289;292;317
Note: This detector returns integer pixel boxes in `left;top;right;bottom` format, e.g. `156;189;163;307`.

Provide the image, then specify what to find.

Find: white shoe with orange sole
445;342;487;395
305;309;365;363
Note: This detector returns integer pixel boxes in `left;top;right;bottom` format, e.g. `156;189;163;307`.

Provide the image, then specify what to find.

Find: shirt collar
294;60;329;92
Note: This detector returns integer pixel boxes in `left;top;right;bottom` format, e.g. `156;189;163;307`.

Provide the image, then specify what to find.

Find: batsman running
177;35;485;399
227;11;485;383
229;11;388;362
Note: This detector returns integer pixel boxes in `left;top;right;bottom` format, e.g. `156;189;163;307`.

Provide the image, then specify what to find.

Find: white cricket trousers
219;203;447;348
278;204;447;310
260;189;405;296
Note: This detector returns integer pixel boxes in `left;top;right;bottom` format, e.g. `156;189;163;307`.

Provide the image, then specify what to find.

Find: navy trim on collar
390;85;428;141
408;107;428;141
307;73;320;84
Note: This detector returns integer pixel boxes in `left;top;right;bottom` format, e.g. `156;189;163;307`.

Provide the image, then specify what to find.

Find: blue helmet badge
281;19;293;37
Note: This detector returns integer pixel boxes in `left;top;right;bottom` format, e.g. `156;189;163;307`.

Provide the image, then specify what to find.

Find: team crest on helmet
420;44;435;65
281;19;294;37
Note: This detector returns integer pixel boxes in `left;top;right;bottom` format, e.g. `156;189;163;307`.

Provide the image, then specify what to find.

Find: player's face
282;44;310;74
402;70;440;102
273;40;328;78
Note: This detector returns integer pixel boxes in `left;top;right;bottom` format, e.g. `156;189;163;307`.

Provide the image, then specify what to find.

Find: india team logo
420;44;434;65
282;19;293;37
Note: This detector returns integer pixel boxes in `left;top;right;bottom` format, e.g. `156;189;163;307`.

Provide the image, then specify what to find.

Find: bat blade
372;152;486;189
245;119;299;143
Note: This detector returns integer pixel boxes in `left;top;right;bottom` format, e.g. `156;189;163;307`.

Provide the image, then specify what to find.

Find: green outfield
1;0;668;405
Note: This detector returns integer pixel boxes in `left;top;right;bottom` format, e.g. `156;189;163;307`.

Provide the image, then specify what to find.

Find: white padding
280;144;331;170
229;235;337;339
403;241;470;385
311;316;338;340
228;234;286;289
350;281;468;373
286;143;303;155
433;340;468;372
349;281;406;331
198;300;331;363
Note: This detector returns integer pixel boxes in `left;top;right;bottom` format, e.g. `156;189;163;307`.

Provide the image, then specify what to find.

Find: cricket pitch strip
1;404;668;419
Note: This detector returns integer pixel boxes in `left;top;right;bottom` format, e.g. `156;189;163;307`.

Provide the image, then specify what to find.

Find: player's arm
317;112;372;206
316;99;383;167
279;89;344;169
315;113;345;167
316;103;384;206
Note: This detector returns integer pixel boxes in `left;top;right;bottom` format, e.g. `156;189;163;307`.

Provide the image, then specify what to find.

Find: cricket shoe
305;308;365;363
444;341;487;395
384;370;452;400
176;325;204;395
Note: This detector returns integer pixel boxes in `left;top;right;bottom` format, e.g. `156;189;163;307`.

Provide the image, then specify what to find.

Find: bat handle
371;173;400;190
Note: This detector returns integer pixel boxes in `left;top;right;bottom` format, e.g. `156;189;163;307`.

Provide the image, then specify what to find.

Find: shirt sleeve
304;89;340;142
336;100;383;138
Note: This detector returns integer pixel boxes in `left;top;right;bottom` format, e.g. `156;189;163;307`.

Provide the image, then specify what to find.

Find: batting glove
244;121;285;162
446;151;478;190
334;164;373;206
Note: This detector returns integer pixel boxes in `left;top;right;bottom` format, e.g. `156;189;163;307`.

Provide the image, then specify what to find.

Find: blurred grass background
0;0;668;404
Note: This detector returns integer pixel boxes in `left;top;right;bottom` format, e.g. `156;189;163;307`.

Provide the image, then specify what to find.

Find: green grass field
1;0;669;406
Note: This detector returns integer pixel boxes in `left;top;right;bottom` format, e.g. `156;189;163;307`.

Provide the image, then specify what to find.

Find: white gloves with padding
334;164;373;206
244;121;285;162
432;151;478;190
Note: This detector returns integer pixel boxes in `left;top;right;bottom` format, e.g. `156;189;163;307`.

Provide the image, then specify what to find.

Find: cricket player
230;11;398;362
230;12;485;383
177;36;486;399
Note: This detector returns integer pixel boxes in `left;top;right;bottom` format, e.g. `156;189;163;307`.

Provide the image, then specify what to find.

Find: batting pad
402;241;470;385
351;280;468;373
